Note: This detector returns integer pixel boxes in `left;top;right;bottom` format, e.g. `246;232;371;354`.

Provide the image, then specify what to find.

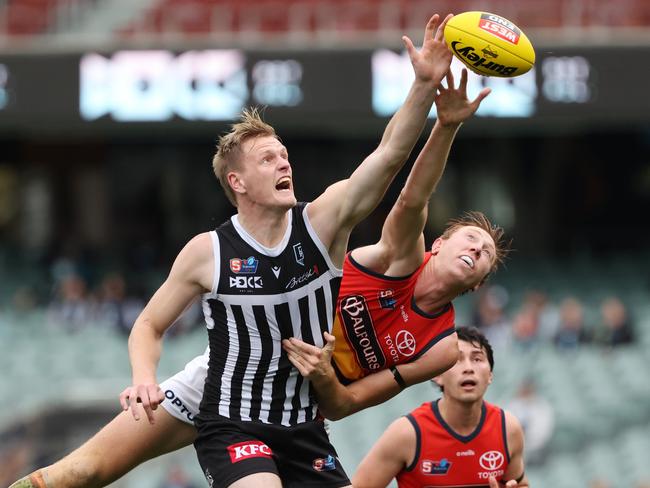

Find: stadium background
1;0;649;487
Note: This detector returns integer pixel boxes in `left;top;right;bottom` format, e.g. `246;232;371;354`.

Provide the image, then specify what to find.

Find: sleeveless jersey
396;400;510;487
331;252;455;382
198;203;342;427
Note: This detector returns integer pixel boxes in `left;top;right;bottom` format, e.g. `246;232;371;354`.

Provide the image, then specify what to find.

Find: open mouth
460;255;474;269
460;379;477;388
275;176;292;191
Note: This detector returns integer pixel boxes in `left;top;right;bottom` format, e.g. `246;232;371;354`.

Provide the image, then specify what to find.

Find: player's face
437;339;492;403
232;135;296;210
432;226;496;292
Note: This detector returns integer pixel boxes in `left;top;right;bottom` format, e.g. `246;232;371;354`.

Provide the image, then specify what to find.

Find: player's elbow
437;336;460;375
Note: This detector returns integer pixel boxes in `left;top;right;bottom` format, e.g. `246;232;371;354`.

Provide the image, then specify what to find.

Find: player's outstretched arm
121;233;213;424
282;332;457;419
357;69;491;275
352;417;415;488
307;13;453;263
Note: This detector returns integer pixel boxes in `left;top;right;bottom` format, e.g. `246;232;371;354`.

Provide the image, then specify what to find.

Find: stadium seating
2;0;650;41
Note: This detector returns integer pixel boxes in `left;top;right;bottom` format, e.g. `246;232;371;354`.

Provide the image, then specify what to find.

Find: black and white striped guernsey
198;203;342;427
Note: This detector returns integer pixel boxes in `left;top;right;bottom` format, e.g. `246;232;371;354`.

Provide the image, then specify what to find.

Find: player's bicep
379;194;427;261
135;233;212;335
504;411;528;486
353;417;415;488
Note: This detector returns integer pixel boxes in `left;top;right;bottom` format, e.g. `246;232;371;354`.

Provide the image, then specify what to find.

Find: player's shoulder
501;407;525;451
175;232;214;267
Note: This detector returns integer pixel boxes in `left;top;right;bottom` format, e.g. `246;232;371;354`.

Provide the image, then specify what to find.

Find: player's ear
431;237;443;255
228;171;245;195
487;371;493;386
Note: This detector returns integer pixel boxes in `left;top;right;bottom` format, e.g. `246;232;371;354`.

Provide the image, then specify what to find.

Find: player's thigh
227;473;282;488
53;407;196;484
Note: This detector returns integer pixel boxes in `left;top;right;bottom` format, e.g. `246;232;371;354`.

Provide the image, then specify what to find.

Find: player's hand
489;476;518;488
119;383;165;424
402;13;454;86
282;332;336;380
434;68;490;127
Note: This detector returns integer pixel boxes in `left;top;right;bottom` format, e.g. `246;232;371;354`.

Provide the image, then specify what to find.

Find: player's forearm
399;121;460;208
378;79;438;163
310;371;355;420
128;317;164;385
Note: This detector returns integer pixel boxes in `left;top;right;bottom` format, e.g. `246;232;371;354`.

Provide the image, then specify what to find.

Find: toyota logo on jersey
396;330;416;356
479;450;504;470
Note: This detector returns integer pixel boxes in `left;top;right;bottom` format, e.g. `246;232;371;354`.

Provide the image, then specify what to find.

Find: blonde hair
212;107;277;207
440;211;510;275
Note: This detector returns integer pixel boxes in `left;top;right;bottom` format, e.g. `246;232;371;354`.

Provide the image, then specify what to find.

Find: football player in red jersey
283;69;501;420
352;327;528;488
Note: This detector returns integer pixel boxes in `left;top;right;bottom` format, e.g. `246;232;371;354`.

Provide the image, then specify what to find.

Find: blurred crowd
3;257;203;338
472;285;636;353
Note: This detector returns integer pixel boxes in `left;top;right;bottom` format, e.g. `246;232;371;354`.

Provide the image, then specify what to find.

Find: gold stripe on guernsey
331;315;364;381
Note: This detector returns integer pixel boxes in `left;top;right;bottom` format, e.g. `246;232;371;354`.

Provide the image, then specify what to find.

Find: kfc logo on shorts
228;441;273;463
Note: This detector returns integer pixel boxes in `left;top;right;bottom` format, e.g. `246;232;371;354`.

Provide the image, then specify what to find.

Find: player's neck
438;397;483;436
236;204;291;248
413;263;458;312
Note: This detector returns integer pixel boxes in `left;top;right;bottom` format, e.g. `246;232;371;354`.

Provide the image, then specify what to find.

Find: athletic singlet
331;252;455;382
199;203;342;427
396;400;510;488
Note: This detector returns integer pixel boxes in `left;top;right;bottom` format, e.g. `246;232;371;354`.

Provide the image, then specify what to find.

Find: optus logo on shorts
339;295;385;372
227;441;273;463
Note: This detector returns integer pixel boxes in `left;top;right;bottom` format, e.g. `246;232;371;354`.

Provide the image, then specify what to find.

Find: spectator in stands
594;296;634;347
524;290;560;342
589;479;612;488
505;378;555;466
46;273;93;332
158;464;197;488
510;305;540;351
472;284;512;350
94;272;145;336
553;296;591;350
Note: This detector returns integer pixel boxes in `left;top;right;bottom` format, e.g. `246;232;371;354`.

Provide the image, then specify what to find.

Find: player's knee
8;471;48;488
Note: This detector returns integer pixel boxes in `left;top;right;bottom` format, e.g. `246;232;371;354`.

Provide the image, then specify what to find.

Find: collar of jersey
231;209;293;257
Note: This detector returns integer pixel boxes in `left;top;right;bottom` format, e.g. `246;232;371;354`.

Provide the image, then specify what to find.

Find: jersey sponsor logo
421;458;452;475
230;256;258;274
478;13;521;44
377;289;396;309
164;389;195;422
272;266;281;278
312;454;337;472
339;295;386;371
399;304;409;322
479;450;505;470
293;242;305;266
456;449;476;457
230;276;263;289
227;440;273;463
286;265;318;290
396;330;416;357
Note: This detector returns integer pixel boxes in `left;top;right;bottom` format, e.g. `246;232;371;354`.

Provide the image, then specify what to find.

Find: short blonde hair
212;107;277;207
440;211;510;274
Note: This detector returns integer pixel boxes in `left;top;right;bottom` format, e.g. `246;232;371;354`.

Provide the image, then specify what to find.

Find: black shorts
194;414;350;488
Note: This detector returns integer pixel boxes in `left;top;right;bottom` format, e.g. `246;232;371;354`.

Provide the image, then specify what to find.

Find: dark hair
456;326;494;371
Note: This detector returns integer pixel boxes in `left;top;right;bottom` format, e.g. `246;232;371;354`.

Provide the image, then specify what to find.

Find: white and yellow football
444;11;535;77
